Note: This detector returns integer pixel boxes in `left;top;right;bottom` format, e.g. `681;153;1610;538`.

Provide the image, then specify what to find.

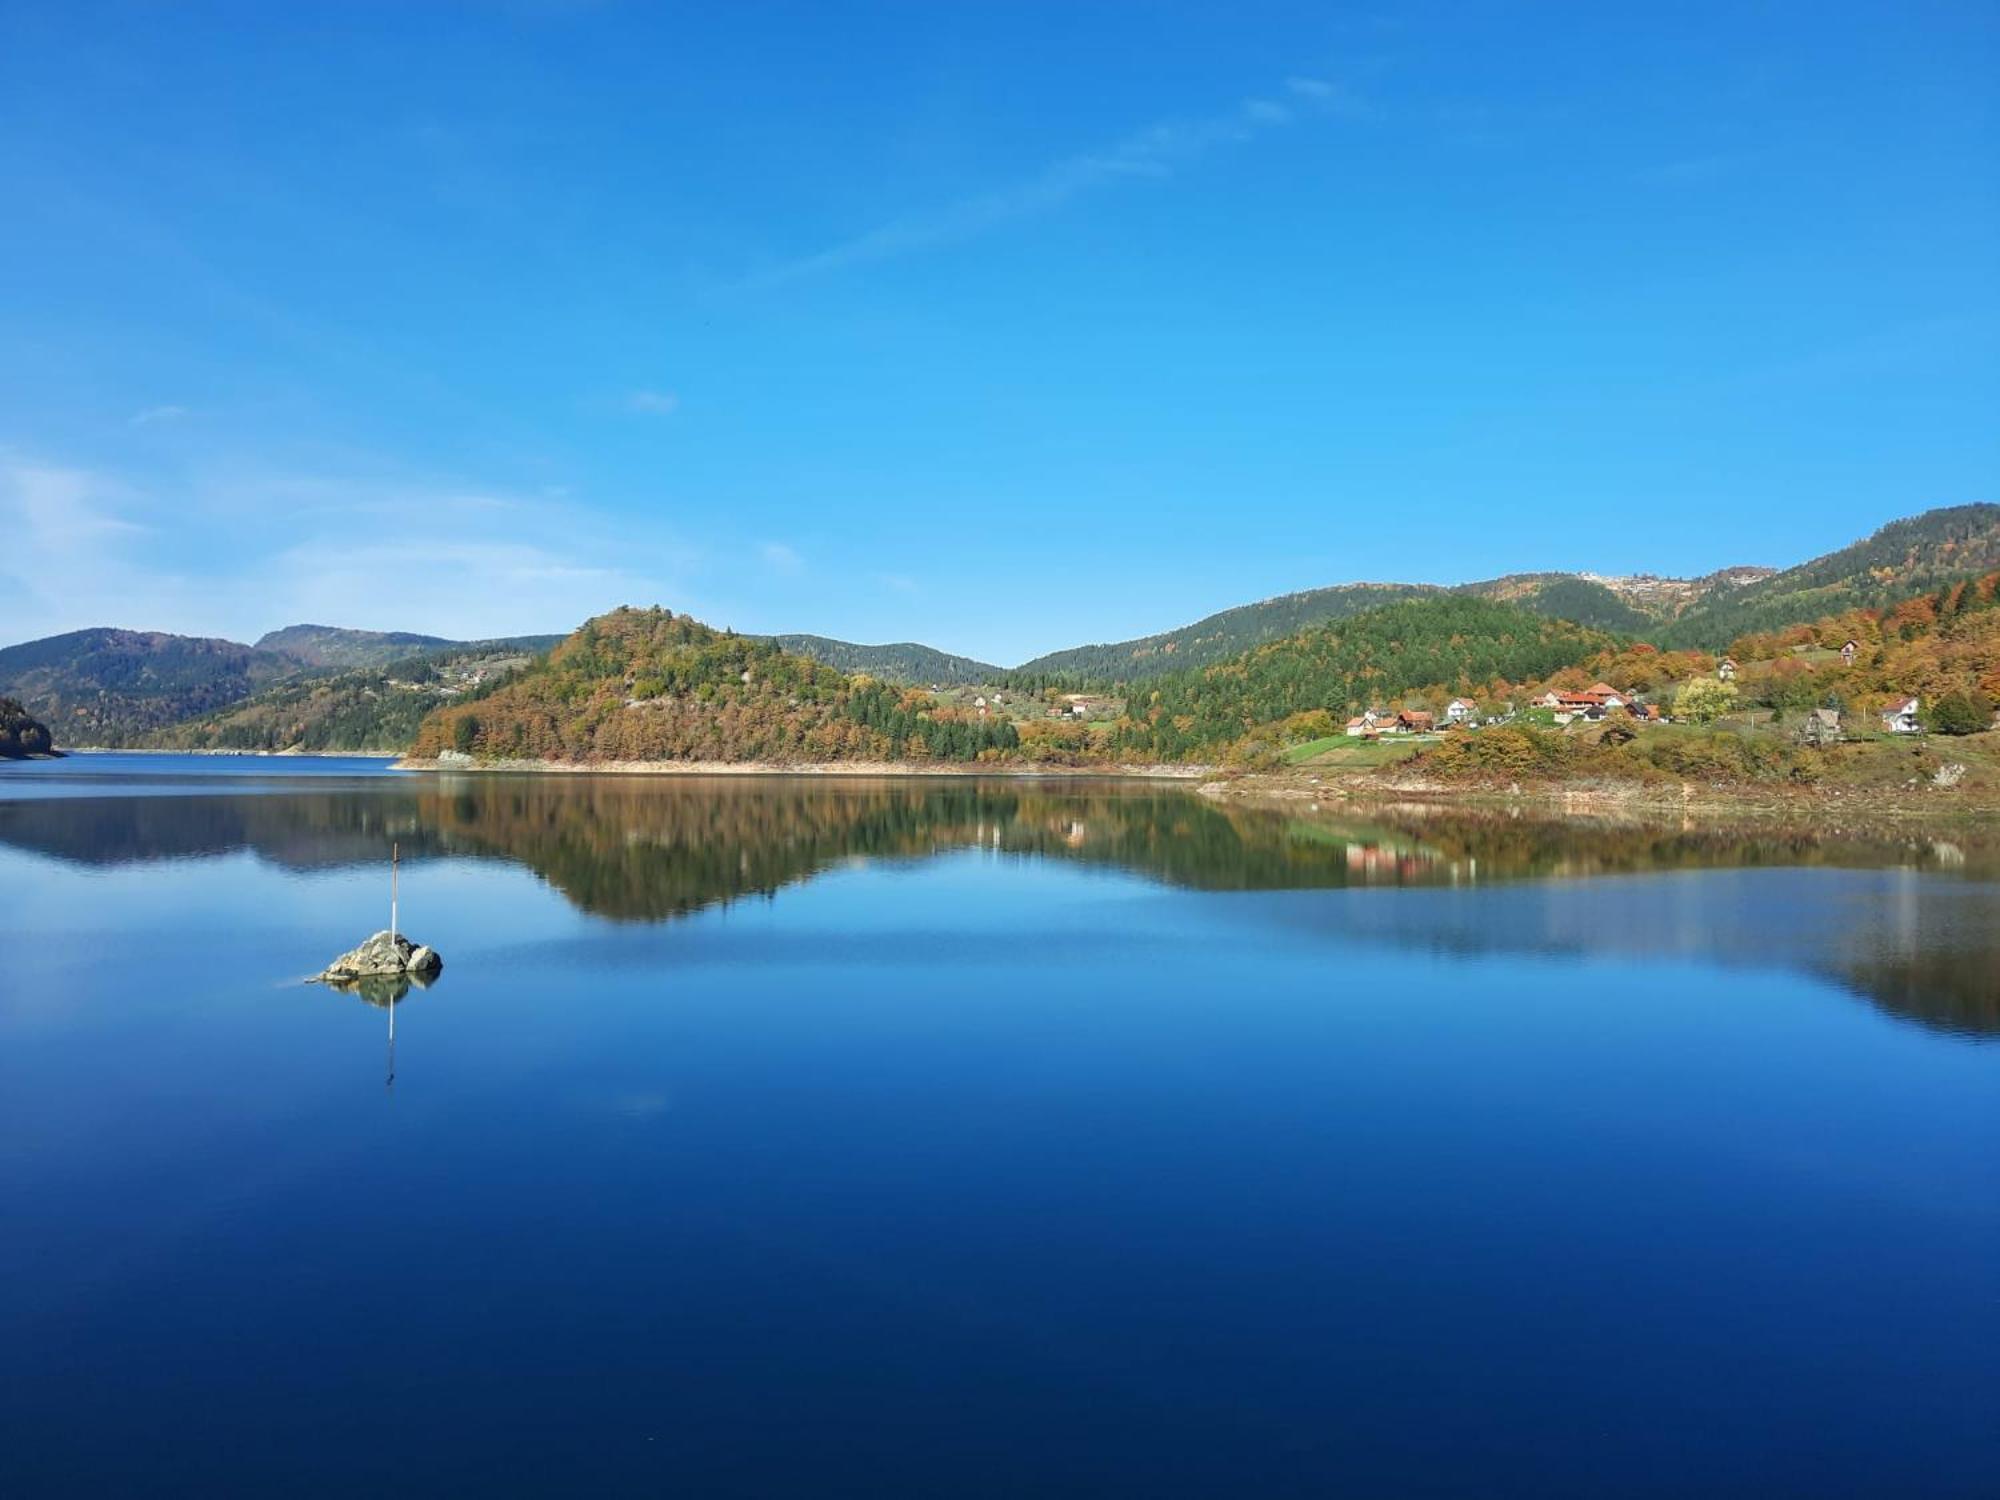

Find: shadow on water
2;770;1996;1036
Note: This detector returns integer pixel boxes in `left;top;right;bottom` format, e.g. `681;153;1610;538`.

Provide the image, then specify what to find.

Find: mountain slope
1658;504;2000;649
765;634;1001;685
146;642;551;753
1014;505;1990;682
408;606;1020;765
1455;575;1662;634
0;623;566;748
1113;597;1617;759
0;629;299;744
1015;583;1443;682
1012;570;1765;683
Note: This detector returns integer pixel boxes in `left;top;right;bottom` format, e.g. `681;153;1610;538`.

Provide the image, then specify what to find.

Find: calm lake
2;755;1995;1497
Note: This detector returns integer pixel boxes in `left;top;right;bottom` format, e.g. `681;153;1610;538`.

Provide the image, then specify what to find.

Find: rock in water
319;930;444;982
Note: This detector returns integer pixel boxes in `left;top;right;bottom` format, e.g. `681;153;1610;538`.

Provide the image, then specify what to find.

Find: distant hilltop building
1841;639;1859;666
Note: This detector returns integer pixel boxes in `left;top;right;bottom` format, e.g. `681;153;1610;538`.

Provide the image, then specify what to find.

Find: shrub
1927;691;1991;736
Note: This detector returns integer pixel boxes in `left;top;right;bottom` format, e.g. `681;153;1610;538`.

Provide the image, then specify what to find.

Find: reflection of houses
1882;697;1921;734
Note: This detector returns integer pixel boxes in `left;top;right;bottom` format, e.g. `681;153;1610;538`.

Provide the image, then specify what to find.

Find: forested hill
143;641;550;753
765;634;1001;685
1011;505;1997;684
1656;504;2000;649
1113;597;1615;761
1454;575;1662;634
1011;573;1758;684
0;628;299;745
408;606;1020;765
0;623;565;749
0;697;55;757
1015;583;1443;682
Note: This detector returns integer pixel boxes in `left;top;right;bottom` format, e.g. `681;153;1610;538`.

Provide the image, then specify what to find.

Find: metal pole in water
391;841;399;941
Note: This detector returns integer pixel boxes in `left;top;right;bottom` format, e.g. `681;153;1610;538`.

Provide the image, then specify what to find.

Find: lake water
2;755;1995;1497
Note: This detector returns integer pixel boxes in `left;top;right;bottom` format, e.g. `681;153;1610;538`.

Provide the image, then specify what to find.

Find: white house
1445;698;1477;724
1881;697;1921;734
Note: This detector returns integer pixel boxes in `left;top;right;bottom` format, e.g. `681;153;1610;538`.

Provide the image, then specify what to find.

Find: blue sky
1;1;1994;663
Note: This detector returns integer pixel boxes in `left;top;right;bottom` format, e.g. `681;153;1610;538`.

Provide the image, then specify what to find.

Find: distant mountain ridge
1015;583;1444;681
1653;504;2000;648
0;624;561;747
1014;504;1996;680
0;628;301;744
4;504;1992;743
765;635;1002;685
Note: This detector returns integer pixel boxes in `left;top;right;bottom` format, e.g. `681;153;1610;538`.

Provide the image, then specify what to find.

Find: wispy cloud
0;447;709;643
129;404;190;427
626;389;680;415
2;456;150;555
759;541;805;576
873;571;919;595
743;74;1368;289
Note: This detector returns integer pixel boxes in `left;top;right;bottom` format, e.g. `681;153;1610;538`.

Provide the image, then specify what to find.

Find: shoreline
60;747;401;759
1197;768;2000;823
393;755;1210;780
23;749;1997;824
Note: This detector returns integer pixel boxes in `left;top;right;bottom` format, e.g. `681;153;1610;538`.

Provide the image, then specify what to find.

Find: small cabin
1840;639;1859;666
1396;710;1435;733
1717;657;1738;681
1881;697;1920;734
1445;698;1477;724
1798;707;1842;747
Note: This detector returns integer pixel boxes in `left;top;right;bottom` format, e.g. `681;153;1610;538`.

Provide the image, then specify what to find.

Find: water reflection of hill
2;775;1995;1035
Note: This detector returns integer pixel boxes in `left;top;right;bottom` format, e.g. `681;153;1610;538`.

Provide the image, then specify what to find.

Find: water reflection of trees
2;775;1995;1034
